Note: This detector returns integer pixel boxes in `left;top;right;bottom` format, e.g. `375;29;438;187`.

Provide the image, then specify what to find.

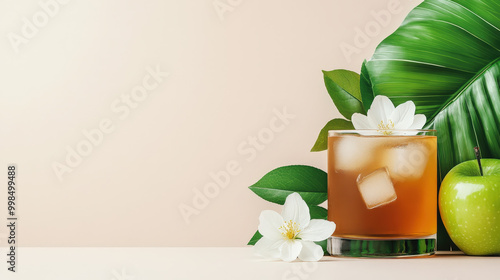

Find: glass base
327;236;436;258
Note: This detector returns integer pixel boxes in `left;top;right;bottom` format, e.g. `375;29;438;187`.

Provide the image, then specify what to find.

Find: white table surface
0;247;499;280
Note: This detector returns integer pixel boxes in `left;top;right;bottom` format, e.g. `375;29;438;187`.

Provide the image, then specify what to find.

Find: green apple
439;159;500;255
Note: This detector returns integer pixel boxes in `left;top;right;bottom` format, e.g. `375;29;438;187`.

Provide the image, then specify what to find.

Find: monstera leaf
360;0;500;250
361;0;500;180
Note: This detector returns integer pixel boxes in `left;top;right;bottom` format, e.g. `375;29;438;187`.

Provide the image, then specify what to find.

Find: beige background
0;0;422;247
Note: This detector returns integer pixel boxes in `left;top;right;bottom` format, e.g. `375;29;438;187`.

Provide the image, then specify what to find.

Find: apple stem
474;146;484;176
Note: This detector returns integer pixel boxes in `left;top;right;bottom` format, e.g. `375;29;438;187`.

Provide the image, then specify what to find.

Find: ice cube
357;168;397;209
383;143;429;181
334;136;381;171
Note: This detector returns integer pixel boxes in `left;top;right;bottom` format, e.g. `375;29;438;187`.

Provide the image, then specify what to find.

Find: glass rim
328;129;436;136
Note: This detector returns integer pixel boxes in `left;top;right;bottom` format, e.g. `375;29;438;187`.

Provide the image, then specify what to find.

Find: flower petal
280;240;302;262
281;193;310;230
409;114;426;129
258;210;284;240
254;237;285;259
391;101;416;129
299;219;336;242
298;241;324;262
367;95;394;124
351;113;375;130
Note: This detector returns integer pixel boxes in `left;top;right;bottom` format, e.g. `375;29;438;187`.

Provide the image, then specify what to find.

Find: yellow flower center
279;220;301;240
377;120;395;135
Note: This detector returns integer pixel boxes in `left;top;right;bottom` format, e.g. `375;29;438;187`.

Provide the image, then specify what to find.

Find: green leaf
429;59;500;179
311;119;354;152
249;165;327;205
359;0;500;250
360;60;374;110
247;205;329;256
247;231;263;246
323;69;365;119
309;205;328;219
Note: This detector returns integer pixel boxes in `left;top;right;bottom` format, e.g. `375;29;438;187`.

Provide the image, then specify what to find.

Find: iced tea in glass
327;130;437;257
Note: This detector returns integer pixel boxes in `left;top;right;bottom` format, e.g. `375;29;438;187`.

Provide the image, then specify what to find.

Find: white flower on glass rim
254;193;336;262
351;95;426;135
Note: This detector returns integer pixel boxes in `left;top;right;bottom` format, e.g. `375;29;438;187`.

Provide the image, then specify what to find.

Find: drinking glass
327;129;437;257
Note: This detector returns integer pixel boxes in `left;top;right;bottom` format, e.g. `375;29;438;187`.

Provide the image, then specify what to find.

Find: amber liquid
328;135;437;239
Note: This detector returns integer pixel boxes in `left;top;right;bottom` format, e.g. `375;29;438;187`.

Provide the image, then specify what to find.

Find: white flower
254;193;336;262
351;95;426;135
